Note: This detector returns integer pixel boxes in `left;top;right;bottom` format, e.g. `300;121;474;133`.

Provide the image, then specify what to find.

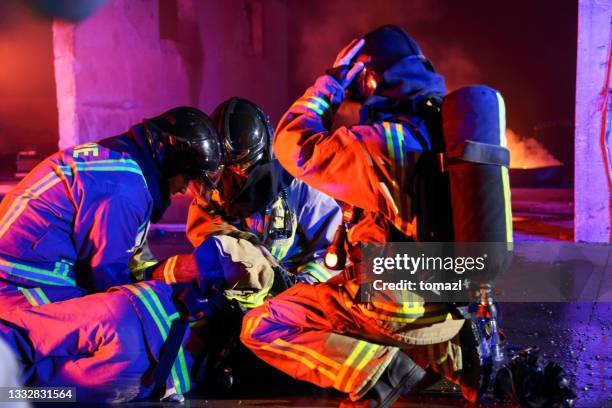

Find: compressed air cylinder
441;85;513;244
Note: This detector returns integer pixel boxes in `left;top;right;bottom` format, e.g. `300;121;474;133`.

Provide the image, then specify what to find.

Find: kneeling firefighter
0;106;222;311
0;234;277;403
240;25;513;407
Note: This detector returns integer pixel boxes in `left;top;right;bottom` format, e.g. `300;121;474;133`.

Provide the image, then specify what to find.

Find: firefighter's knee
240;306;272;347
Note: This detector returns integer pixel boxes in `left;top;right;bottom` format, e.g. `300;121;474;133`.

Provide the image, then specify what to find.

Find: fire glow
506;128;562;169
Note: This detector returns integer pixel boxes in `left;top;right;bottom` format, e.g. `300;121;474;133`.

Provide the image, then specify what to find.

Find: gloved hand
326;38;365;89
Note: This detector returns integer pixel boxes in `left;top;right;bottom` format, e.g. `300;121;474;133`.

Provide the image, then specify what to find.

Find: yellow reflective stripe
344;344;381;392
0;172;63;238
123;284;182;393
394;123;412;235
163;256;178;284
381;123;401;216
242;312;268;337
131;260;157;273
273;338;342;371
310;263;333;281
226;287;270;309
369;298;426;314
0;259;75;286
18;288;39;307
301;262;333;282
495;91;513;245
379;182;398;215
33;287;51;304
334;341;367;389
357;303;451;324
294;101;324;116
310;96;330;110
140;284;190;394
502;167;513;244
261;342;337;382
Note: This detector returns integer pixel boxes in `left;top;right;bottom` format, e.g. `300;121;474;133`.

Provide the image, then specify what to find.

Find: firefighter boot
341;352;427;408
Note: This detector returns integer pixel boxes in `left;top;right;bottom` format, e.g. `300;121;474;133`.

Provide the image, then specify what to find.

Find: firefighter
240;25;491;407
0;234;276;403
0;107;223;311
184;97;343;300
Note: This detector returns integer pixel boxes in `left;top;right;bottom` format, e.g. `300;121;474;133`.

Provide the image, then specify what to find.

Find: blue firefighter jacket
0;126;165;293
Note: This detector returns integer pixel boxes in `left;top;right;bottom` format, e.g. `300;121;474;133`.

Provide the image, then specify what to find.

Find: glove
326;38;365;89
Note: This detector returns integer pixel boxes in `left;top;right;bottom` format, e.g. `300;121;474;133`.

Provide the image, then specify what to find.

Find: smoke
288;0;443;94
506;128;562;169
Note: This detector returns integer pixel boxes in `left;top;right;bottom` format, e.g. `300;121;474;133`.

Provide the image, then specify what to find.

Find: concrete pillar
52;21;78;149
52;0;197;148
575;0;612;242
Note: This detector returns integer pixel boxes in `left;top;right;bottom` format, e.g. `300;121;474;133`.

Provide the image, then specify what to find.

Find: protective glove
326;38;365;89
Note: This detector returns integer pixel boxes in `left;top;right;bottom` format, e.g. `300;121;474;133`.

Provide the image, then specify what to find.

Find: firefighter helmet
349;25;435;101
212;97;274;175
144;106;223;188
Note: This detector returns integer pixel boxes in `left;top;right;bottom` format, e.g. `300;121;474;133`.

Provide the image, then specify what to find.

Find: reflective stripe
356;299;452;324
123;283;190;394
0;158;145;241
163;256;178;284
379;182;398;215
18;287;52;307
18;288;39;307
496;91;513;245
0;171;64;238
294;101;324;116
501;167;513;244
261;342;337;382
32;287;51;305
334;341;368;389
59;160;146;185
344;344;381;392
275;230;295;262
381;122;414;234
0;259;75;286
309;96;330;110
242;311;269;337
394;123;412;234
226;287;270;309
274;338;342;371
277;243;290;262
300;262;333;282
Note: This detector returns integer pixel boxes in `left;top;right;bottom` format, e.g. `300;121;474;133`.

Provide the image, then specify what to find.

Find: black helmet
144;106;223;188
349;25;433;101
211;97;273;175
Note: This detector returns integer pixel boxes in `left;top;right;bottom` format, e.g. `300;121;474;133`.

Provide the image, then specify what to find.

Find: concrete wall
575;0;612;242
196;0;289;123
0;1;58;157
54;0;197;147
53;0;290;148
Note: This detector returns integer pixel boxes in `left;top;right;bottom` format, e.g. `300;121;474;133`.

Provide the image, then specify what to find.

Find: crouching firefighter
240;24;513;407
0;234;277;403
0;107;222;312
142;97;343;391
185;97;343;292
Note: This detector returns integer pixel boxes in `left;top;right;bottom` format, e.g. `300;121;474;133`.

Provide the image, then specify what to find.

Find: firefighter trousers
240;280;465;400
